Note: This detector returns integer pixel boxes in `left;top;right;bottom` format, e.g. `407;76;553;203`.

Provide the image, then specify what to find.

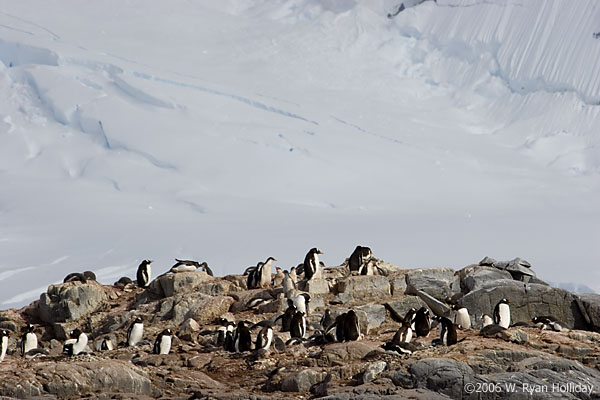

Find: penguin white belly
283;278;294;293
73;334;88;355
482;315;493;327
129;324;144;346
143;266;151;285
171;265;196;273
313;254;321;279
0;336;7;362
265;328;273;350
159;336;172;354
402;327;412;343
300;316;306;338
293;297;306;314
455;309;471;330
498;304;510;329
24;332;38;354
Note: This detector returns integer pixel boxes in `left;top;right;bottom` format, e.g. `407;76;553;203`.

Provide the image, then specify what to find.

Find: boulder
146;271;220;298
36;281;108;323
401;288;449;317
460;266;513;293
398;358;477;399
179;318;200;341
459;280;587;329
336;276;391;299
281;369;324;393
576;293;600;331
355;304;387;333
388;273;407;296
384;297;429;320
363;361;387;383
300;278;331;294
405;268;458;301
156;293;235;325
321;342;383;365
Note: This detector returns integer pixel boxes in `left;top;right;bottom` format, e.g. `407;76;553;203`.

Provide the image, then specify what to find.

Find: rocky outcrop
35;281;111;323
155;293;235;325
404;268;459;301
335;275;391;299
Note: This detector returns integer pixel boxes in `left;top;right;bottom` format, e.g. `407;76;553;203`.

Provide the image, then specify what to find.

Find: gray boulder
461;266;513;293
321;342;383;364
336;276;391;299
36;281;108;323
405;268;458;301
355;304;387;333
385;296;429;319
576;293;600;331
156;293;235;325
146;271;222;298
281;369;324;392
363;361;387;383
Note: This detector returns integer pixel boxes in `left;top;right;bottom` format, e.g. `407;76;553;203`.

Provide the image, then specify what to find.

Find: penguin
293;293;311;315
171;259;213;276
303;248;323;280
0;329;9;362
100;337;114;351
83;271;96;281
290;267;298;284
20;324;38;356
290;311;306;339
275;300;296;332
63;329;88;356
451;304;471;330
282;270;296;296
258;257;276;288
233;321;252;352
272;267;284;287
115;276;133;286
215;318;235;348
330;313;347;342
136;259;153;287
348;245;372;272
359;258;375;275
320;309;333;331
493;298;511;329
414;307;431;337
63;272;89;283
403;308;417;330
480;324;506;338
255;326;274;351
392;324;412;344
246;262;262;289
434;316;458;346
343;310;360;341
481;314;494;327
153;329;174;354
532;316;566;332
127;316;144;346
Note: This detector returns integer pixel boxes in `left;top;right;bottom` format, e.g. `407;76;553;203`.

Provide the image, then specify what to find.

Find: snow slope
0;0;598;307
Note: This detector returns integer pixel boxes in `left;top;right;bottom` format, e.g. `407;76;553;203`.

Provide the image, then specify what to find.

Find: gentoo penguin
63;272;88;283
171;259;213;276
136;260;153;287
344;310;360;341
275;300;296;332
258;257;276;288
320;309;333;331
246;262;262;289
434;316;458;346
451;304;471;330
63;329;88;356
272;267;284;287
293;293;311;315
21;324;38;356
153;329;174;354
392;323;412;344
532;316;566;332
233;321;252;352
282;270;296;296
359;258;375;275
414;307;431;337
493;298;511;329
290;311;306;339
100;337;114;351
348;245;372;272
215;318;235;348
303;248;323;280
127;316;144;346
115;276;133;286
403;308;417;330
290;266;298;284
481;314;494;327
480;324;506;338
255;325;274;351
0;330;9;362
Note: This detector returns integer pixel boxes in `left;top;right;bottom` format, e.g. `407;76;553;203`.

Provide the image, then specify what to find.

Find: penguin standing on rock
451;304;471;330
275;300;296;332
282;270;296;296
255;325;274;351
127;317;144;346
344;310;361;341
320;309;333;331
290;267;298;284
63;329;88;356
290;311;306;339
21;324;38;356
136;260;152;287
259;257;276;288
233;321;252;352
0;330;9;362
272;267;284;287
348;246;372;272
414;307;431;337
303;248;324;280
493;299;511;329
153;329;174;354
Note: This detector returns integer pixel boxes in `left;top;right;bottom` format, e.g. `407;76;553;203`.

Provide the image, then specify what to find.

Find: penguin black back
290;311;306;339
136;260;153;287
344;310;360;341
414;307;431;337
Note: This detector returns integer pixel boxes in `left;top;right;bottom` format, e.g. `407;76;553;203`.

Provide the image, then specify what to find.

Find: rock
396;358;476;399
0;359;152;398
35;281;109;323
336;276;391;299
498;329;528;344
355;304;387;333
330;293;353;305
576;293;600;331
384;297;428;320
321;342;383;364
400;288;449;317
460;266;513;293
479;256;497;266
405;268;458;301
156;293;235;325
504;258;535;282
281;369;324;392
388;273;407;296
146;271;218;298
300;278;330;294
363;361;387;383
179;318;200;341
459;280;587;329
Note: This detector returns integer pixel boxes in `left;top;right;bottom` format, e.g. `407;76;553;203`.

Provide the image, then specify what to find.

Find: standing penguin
392;324;412;344
348;246;372;272
290;267;298;284
303;248;324;280
63;329;88;356
0;330;9;362
275;299;297;332
451;304;471;330
127;317;144;346
136;260;153;288
272;267;284;287
246;262;263;289
21;324;38;356
233;321;252;352
290;311;306;339
100;337;114;351
320;309;333;331
414;307;431;337
153;329;174;354
493;298;511;329
293;293;311;315
258;257;276;288
344;310;360;341
255;326;274;351
434;316;458;346
282;270;296;296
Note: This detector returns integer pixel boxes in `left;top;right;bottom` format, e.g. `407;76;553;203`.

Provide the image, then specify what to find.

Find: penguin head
310;248;323;255
25;323;35;333
265;257;277;263
347;310;356;317
499;298;511;304
163;328;173;336
83;271;96;281
69;329;83;339
1;329;9;337
133;316;144;324
300;293;311;303
451;304;465;311
141;260;153;267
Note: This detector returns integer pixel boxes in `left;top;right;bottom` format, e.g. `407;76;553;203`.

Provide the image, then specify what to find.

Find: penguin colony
0;249;568;365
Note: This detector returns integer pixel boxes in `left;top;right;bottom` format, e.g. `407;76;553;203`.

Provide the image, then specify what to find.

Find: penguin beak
318;251;324;254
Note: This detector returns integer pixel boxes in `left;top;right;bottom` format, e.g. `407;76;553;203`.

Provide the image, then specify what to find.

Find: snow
0;0;599;307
